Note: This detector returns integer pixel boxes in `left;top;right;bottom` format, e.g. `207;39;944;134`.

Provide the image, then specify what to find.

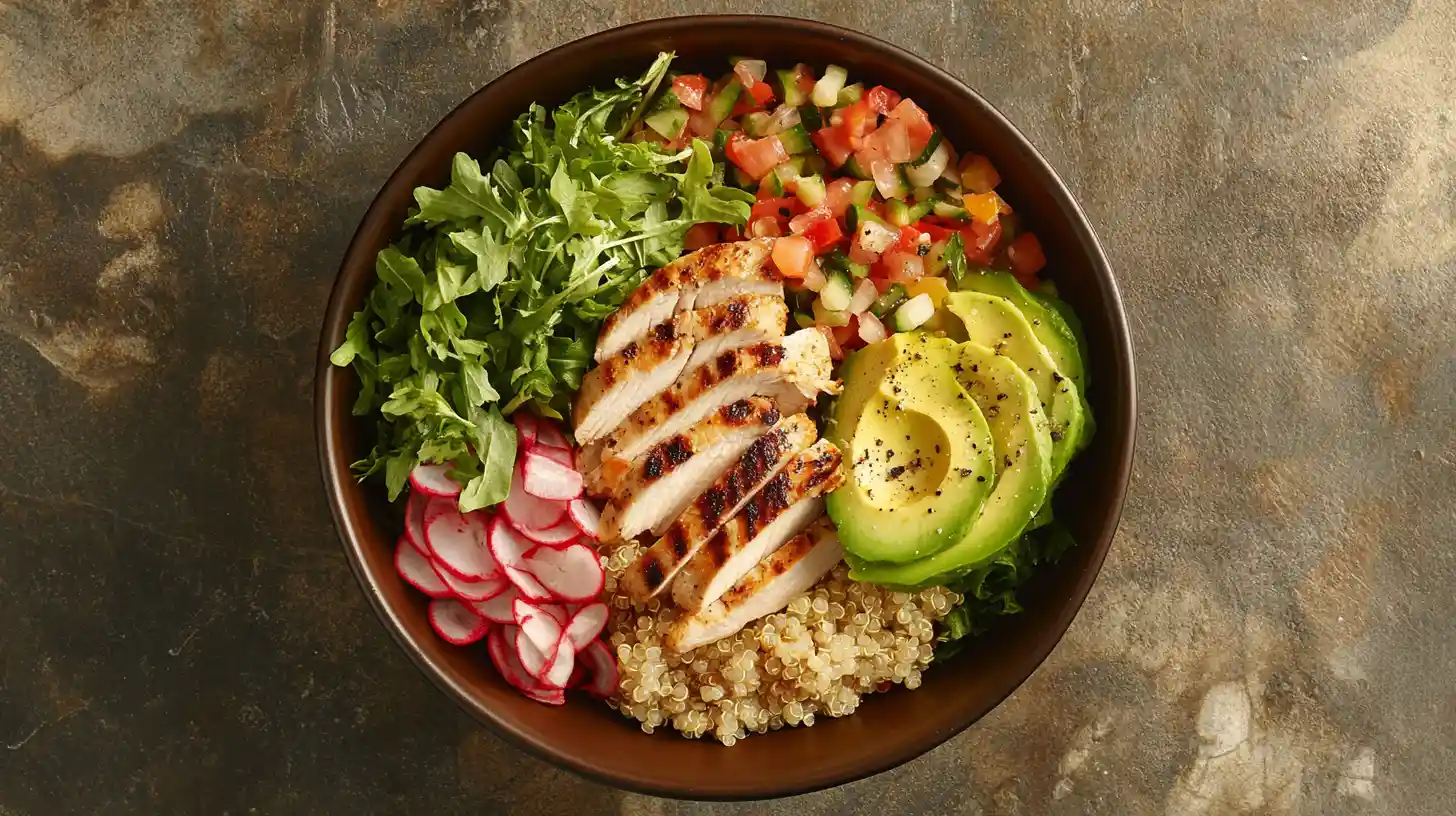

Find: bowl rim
315;13;1136;800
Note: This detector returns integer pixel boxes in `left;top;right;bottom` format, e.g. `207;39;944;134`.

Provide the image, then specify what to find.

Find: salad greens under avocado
330;53;754;512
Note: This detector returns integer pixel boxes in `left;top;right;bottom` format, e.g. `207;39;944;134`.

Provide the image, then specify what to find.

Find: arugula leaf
331;52;750;512
943;233;970;288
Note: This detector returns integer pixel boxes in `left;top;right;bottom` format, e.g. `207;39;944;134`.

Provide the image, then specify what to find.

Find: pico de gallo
626;58;1050;360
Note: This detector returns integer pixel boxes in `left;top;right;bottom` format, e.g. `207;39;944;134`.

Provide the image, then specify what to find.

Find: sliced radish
514;517;580;548
579;640;620;699
567;663;588;688
487;515;533;567
521;685;566;705
542;637;574;689
535;421;568;450
521;452;584;501
505;566;554;601
534;445;575;468
410;463;462;498
563;603;609;651
514;413;539;450
431;562;509;602
404;491;431;554
540;604;571;626
520;543;605;602
472;585;521;623
489;627;565;706
503;466;567;530
513;599;565;654
516;629;554;679
567;498;601;540
428;598;489;645
395;537;453;598
424;504;497;581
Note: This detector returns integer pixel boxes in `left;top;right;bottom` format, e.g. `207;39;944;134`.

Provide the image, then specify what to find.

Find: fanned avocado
945;291;1087;480
850;342;1053;587
956;271;1085;388
826;334;997;565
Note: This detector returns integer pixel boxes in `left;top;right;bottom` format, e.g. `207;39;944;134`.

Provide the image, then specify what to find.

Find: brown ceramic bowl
316;15;1135;800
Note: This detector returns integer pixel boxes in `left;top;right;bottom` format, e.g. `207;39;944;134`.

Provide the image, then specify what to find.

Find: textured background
2;1;1453;814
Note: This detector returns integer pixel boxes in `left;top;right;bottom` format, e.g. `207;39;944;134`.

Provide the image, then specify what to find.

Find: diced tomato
965;218;1004;263
1006;232;1047;277
789;210;844;253
831;318;863;354
880;250;926;283
672;75;709;111
771;235;815;279
722;225;745;242
684;223;720;251
863;120;914;163
960;154;1001;193
686;107;719;137
791;64;817;94
824;178;857;218
892;225;925;253
819;326;845;361
963;192;1001;225
917;221;957;243
745;80;775;107
812;126;856;168
726;133;790;180
748;217;785;238
866;86;902;116
751;196;803;223
848;237;881;266
838;98;877;142
731;92;760;117
884;99;935;155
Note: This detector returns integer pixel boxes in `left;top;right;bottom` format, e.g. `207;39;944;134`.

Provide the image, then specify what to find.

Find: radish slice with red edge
520;542;605;602
563;603;609;651
513;599;564;654
521;452;584;501
516;629;553;679
410;463;461;498
567;498;601;540
505;566;554;601
428;598;489;645
395;538;453;598
424;505;497;581
579;640;620;699
404;491;430;554
489;627;564;706
534;445;574;468
514;413;539;450
488;517;555;600
503;467;567;530
513;517;580;548
567;663;587;688
472;586;520;623
542;637;574;688
432;563;509;602
535;421;568;450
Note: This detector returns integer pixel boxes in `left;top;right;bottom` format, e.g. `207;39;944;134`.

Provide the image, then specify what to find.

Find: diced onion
802;259;827;292
871;160;905;200
734;59;768;85
894;294;935;331
768;104;801;135
848;277;879;315
857;311;888;344
856;221;898;255
812;65;848;107
750;217;784;238
905;142;951;188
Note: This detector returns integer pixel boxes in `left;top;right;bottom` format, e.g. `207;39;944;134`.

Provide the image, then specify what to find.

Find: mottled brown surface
1;1;1453;814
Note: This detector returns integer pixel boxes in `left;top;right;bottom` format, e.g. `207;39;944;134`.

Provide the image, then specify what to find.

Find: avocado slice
944;292;1088;480
826;334;997;564
849;342;1054;587
955;271;1085;388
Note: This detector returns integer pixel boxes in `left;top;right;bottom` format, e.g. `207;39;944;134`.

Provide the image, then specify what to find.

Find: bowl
316;15;1136;800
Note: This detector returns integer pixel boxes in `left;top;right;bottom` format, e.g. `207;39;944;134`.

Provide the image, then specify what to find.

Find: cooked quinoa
602;543;961;745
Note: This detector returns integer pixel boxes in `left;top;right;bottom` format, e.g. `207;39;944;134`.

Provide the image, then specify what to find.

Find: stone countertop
1;2;1452;814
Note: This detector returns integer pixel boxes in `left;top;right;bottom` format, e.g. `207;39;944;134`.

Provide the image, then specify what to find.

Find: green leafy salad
329;53;755;512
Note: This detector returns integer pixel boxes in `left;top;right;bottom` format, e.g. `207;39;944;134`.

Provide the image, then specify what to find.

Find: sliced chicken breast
597;398;783;544
669;439;845;614
666;520;844;653
588;329;836;493
594;239;780;363
573;294;787;447
572;316;693;446
619;414;818;603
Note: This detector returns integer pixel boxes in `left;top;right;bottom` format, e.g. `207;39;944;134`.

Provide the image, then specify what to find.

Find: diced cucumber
886;199;913;228
742;112;774;137
812;298;852;327
850;180;876;207
793;311;816;330
836;83;864;107
798;105;825;131
905;199;935;223
892;293;935;331
795;174;827;207
802;153;828;176
933;200;970;220
821;249;871;280
908;131;945;166
870;283;908;318
842;155;873;181
649;82;684;113
777;123;814;154
708;80;742;123
644;108;688;139
778;69;809;107
911;186;937;202
819;268;854;312
760;170;786;197
811;65;848;107
906;141;951;188
845;202;889;233
875;164;912;200
712;128;733;158
730;165;758;191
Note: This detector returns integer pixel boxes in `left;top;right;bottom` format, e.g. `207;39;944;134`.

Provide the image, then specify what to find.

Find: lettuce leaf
332;52;751;509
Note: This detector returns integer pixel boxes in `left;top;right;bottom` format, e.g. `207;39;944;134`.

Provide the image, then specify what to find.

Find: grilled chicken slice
588;329;836;494
666;520;844;653
619;414;818;603
572;294;787;447
594;239;780;363
597;398;783;544
670;439;845;613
